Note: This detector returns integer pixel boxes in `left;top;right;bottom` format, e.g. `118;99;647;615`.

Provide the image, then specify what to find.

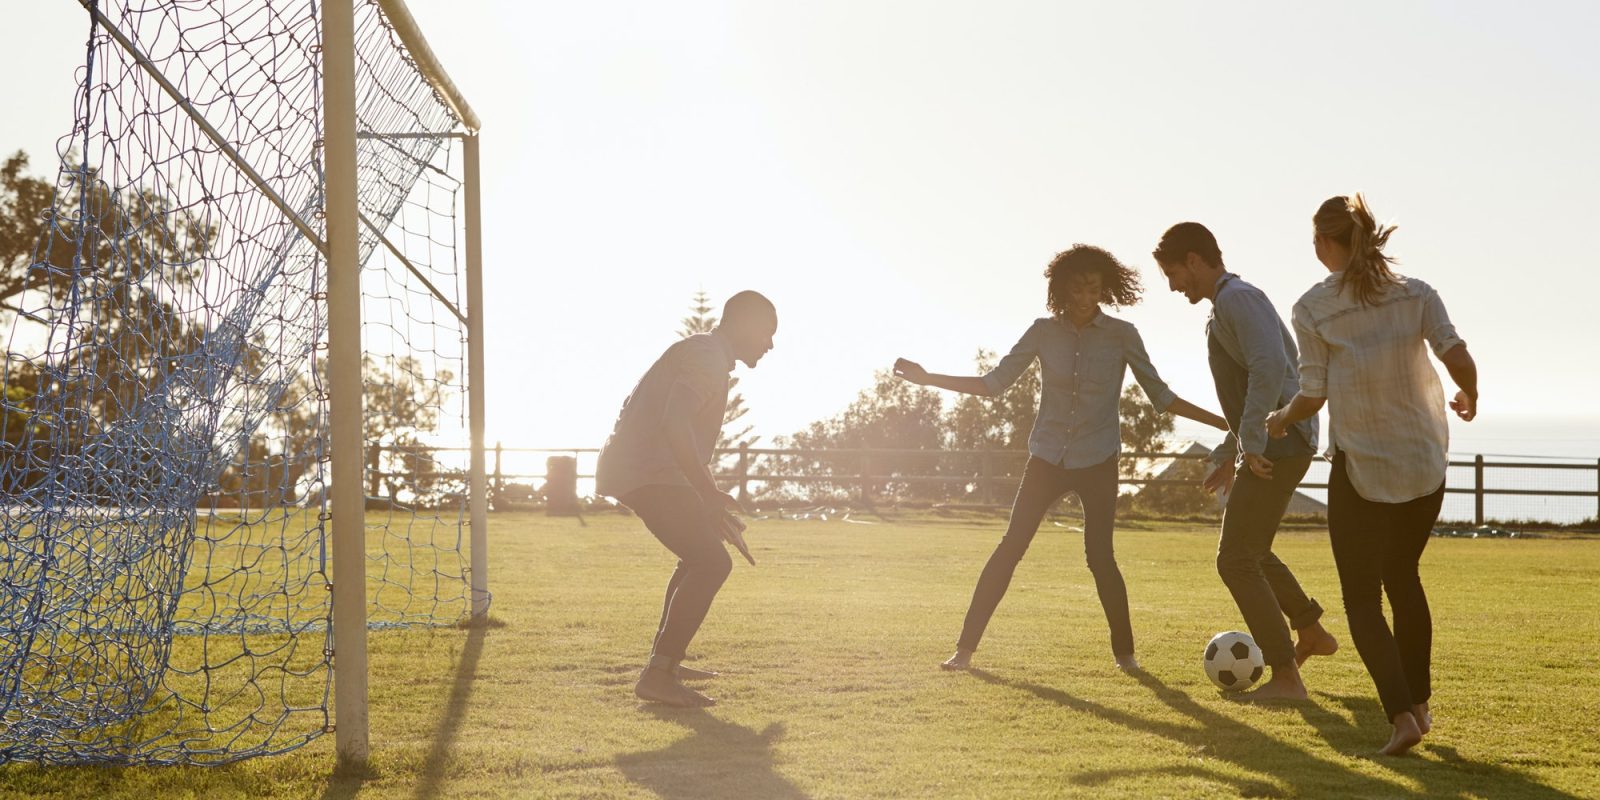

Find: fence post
736;443;751;506
1595;458;1599;524
858;452;872;507
492;442;503;507
981;450;994;505
1474;454;1485;526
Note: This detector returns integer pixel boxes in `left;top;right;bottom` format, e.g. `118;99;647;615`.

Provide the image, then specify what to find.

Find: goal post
324;0;486;764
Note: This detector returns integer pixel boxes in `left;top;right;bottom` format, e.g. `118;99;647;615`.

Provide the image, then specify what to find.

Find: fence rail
461;445;1600;529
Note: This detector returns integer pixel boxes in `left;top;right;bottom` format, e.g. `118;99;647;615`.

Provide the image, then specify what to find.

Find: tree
1119;384;1214;516
2;150;214;493
679;289;756;454
943;349;1039;500
1118;384;1172;468
770;370;945;502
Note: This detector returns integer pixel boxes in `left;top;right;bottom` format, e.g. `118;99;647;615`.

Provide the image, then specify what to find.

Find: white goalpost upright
324;0;486;764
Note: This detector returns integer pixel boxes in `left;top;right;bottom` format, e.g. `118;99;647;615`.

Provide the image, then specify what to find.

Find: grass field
2;510;1598;799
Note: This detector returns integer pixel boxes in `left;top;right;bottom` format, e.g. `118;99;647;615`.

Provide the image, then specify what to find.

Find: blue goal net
0;0;475;765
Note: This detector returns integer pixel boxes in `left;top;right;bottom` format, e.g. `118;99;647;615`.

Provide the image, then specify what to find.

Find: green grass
3;511;1597;799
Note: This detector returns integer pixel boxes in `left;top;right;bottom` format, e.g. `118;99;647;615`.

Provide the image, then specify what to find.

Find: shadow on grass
965;668;1580;799
319;759;379;800
615;707;808;800
408;619;494;800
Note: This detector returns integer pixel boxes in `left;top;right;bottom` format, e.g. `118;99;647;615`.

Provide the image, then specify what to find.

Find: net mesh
0;0;473;764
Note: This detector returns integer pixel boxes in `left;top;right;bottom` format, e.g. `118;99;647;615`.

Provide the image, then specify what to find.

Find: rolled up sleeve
1419;283;1465;359
1122;325;1176;412
982;321;1042;396
1291;302;1329;399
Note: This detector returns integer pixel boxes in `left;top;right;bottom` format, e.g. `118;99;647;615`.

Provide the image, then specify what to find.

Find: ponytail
1314;193;1398;306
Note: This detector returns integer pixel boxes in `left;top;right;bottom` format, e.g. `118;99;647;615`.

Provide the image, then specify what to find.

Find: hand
1449;390;1477;422
699;488;742;515
1202;462;1236;496
893;358;928;385
1265;408;1290;439
1243;452;1274;480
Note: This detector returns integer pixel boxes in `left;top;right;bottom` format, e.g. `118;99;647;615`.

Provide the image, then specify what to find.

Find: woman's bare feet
1293;623;1340;666
941;648;974;671
1379;711;1424;756
1414;701;1432;735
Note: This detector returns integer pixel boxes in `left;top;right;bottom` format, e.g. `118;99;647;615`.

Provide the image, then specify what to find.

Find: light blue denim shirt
1205;273;1319;464
983;313;1177;469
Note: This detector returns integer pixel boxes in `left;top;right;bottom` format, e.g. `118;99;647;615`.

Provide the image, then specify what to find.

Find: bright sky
4;1;1599;458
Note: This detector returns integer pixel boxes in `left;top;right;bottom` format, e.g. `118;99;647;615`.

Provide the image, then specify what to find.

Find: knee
1085;546;1117;575
1340;588;1384;622
691;545;733;585
993;534;1033;564
1215;551;1250;583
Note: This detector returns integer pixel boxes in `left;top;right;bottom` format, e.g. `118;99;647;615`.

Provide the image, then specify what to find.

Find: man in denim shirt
1153;222;1339;701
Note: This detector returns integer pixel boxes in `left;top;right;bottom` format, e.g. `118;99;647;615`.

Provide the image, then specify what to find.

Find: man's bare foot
1379;711;1424;756
676;664;718;681
1235;667;1308;702
635;666;716;707
941;648;974;671
1115;654;1141;673
1414;702;1432;735
1294;624;1340;667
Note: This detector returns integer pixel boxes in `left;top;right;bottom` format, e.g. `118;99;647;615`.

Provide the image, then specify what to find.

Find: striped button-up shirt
1291;273;1466;503
983;313;1177;469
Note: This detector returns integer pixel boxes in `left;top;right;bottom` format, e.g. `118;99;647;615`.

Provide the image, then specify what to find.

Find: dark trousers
1328;453;1443;721
620;485;733;663
957;455;1132;657
1217;453;1325;668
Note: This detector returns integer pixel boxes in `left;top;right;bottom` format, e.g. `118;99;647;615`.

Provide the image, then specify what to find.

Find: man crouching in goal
596;291;778;707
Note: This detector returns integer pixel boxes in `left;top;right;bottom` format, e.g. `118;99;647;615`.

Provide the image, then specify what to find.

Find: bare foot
1379;712;1424;756
635;666;716;707
1236;668;1308;702
1115;654;1142;673
1414;702;1432;735
1294;624;1340;667
941;648;974;671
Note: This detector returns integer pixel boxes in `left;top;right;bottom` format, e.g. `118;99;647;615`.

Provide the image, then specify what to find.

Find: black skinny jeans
1217;453;1325;668
620;484;733;664
957;455;1132;657
1328;453;1443;722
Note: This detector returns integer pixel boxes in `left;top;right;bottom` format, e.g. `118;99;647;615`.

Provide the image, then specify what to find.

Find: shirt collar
708;328;737;370
1056;310;1111;331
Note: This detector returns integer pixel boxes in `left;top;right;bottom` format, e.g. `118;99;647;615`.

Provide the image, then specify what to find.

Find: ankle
647;654;681;674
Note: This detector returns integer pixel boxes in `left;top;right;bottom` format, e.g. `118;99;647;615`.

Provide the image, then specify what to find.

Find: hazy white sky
4;1;1598;456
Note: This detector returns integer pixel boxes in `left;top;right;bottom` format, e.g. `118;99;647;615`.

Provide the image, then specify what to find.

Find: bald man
596;291;778;707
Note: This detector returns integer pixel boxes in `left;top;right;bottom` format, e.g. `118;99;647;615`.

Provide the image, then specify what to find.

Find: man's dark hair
1044;245;1142;314
1152;222;1224;269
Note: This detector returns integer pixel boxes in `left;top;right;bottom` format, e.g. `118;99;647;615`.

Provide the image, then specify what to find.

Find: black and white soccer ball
1203;631;1264;691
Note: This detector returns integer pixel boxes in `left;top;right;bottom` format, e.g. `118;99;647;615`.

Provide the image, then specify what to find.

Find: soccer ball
1203;631;1264;691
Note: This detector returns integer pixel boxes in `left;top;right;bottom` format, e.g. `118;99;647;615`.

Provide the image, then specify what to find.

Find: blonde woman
1267;194;1478;755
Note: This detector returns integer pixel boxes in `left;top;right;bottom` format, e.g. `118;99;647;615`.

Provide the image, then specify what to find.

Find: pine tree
679;290;757;453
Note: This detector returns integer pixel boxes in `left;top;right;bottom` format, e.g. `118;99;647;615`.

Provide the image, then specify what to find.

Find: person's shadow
965;668;1581;799
615;707;809;800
